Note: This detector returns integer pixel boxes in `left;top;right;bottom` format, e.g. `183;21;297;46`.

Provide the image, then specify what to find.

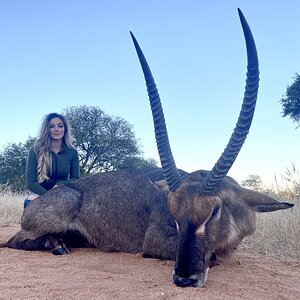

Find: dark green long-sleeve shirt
26;144;80;195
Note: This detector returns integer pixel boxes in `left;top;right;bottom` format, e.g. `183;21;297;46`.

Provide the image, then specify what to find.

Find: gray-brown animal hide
7;168;289;258
6;168;293;289
8;169;178;259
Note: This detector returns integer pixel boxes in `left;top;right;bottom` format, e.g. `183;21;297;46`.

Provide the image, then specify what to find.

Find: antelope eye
209;206;220;222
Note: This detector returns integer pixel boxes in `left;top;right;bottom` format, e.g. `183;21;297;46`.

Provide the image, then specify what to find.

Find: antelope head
131;8;294;288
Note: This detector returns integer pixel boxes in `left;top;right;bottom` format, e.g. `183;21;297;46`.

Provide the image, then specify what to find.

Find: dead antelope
6;8;293;289
130;7;294;287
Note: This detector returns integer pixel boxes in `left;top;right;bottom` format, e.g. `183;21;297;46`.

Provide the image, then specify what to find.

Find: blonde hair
34;113;74;183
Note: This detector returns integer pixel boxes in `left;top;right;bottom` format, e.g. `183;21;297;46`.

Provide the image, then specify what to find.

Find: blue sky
0;0;299;186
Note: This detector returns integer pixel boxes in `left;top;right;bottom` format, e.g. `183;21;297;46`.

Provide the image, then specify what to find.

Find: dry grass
241;164;300;261
243;199;300;261
274;163;300;199
0;185;24;226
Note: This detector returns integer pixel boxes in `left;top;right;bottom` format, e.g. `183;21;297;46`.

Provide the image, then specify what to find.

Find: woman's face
49;117;65;141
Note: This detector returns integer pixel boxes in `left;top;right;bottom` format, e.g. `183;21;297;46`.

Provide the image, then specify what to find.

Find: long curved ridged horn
130;32;182;191
202;8;259;195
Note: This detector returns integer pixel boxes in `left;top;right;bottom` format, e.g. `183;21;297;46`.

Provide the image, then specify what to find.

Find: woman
24;113;80;207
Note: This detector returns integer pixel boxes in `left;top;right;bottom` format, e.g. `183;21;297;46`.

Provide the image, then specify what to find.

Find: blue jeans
23;197;32;208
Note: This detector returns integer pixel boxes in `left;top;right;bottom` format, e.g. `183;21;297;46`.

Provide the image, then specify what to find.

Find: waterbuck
6;8;293;288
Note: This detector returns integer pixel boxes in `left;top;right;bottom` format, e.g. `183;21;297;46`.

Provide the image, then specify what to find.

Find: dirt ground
0;225;299;300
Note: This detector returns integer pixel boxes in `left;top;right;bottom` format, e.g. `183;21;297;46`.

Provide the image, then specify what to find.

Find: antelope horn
202;8;260;194
130;32;182;191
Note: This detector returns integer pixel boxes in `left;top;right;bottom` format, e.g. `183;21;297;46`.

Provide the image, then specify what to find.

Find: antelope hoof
52;246;68;255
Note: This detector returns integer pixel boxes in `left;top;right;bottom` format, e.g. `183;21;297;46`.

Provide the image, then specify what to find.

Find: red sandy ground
0;225;299;300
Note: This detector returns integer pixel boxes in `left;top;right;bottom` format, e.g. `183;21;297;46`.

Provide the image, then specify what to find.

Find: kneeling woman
24;113;80;207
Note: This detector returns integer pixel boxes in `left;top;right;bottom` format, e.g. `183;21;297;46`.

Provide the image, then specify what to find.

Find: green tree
0;137;35;191
0;105;157;191
63;105;149;175
280;73;300;127
119;157;158;169
241;174;263;192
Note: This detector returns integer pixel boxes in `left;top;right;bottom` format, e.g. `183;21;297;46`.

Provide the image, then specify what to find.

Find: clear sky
0;0;299;186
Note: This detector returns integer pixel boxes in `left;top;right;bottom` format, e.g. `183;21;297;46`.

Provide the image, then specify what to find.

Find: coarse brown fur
6;168;293;288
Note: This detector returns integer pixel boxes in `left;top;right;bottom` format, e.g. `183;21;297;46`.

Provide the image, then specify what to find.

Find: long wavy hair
33;113;74;183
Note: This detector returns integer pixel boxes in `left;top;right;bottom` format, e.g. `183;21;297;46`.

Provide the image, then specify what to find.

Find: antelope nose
172;271;206;288
172;272;192;287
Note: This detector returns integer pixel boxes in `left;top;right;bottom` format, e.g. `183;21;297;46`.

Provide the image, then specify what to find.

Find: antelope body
6;9;294;288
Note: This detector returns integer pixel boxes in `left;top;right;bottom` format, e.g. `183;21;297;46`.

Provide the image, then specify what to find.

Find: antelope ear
240;188;294;212
153;180;170;192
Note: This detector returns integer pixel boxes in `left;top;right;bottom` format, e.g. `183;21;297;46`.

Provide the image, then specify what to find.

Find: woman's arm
69;149;80;180
26;148;48;195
